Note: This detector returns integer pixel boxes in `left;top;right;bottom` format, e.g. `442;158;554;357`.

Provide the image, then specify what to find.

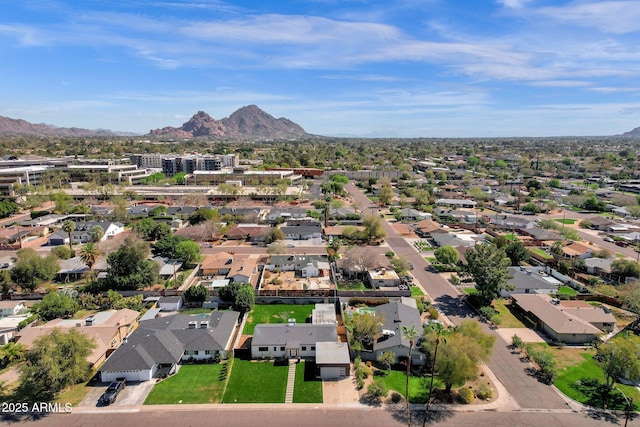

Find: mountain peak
149;105;307;139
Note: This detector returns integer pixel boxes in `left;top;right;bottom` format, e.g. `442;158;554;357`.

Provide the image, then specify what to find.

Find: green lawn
555;218;577;225
554;353;640;411
338;281;368;291
376;369;443;403
223;359;289;403
492;298;527;328
144;363;227;404
557;286;578;296
411;286;424;296
530;248;553;260
504;233;517;241
243;304;314;335
463;288;478;295
293;362;323;403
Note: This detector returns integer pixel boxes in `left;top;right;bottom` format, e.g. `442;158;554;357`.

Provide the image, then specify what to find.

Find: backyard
492;298;528;328
222;359;289;403
144;363;227;404
242;304;315;335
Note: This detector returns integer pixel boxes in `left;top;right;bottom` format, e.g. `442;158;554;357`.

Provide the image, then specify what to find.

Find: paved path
344;183;571;411
285;359;296;403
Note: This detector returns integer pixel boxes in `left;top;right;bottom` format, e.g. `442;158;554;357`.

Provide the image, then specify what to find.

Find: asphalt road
344;183;570;410
5;406;633;427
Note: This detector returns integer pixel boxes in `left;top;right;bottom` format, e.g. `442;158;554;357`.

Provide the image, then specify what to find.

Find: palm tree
90;225;105;243
423;323;449;427
61;220;76;253
402;325;418;427
79;242;102;277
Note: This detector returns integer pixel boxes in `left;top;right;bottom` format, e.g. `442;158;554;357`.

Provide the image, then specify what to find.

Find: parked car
603;237;614;243
100;380;126;405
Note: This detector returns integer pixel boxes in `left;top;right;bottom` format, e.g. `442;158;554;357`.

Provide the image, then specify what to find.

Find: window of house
311;346;315;351
259;347;268;352
301;346;307;351
280;347;285;351
205;350;211;355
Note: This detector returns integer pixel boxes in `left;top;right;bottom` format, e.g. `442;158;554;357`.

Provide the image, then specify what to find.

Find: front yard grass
492;298;527;328
145;363;227;404
557;286;578;296
376;368;443;403
222;359;288;403
243;304;314;335
293;362;323;403
411;286;424;296
555;218;577;225
554;353;640;411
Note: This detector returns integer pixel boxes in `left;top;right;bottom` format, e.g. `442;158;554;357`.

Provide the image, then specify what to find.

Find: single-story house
153;256;184;281
0;314;30;345
266;255;330;277
511;294;612;344
158;296;183;312
502;266;561;297
266;208;309;222
0;300;26;317
56;257;91;282
251;323;338;359
17;309;139;367
360;300;425;365
367;268;401;288
99;311;239;382
225;224;271;241
436;198;477;209
584;257;614;277
280;220;323;240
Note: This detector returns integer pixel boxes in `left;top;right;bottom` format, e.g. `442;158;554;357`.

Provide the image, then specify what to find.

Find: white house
0;301;26;317
158;296;183;312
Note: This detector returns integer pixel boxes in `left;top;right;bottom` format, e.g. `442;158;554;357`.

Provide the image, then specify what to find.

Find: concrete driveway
78;380;156;408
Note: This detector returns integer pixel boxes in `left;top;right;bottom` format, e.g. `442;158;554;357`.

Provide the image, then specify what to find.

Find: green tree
402;325;418;427
34;291;80;321
346;312;384;352
51;245;74;260
362;214;386;243
189;208;219;225
184;284;209;305
218;282;254;314
378;184;395;206
434;245;459;265
105;237;159;290
464;243;512;307
61;220;76;252
426;320;495;393
0;342;26;368
377;351;396;375
612;259;640;279
594;334;640;389
175;240;201;264
266;227;285;244
17;328;95;400
10;248;59;292
90;225;105;243
152;234;187;258
505;240;529;266
79;242;102;273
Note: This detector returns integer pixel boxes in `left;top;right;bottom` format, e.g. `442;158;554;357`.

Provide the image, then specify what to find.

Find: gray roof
524;228;563;241
316;342;350;365
100;311;239;372
512;294;601;335
507;267;561;292
374;301;423;351
252;324;338;346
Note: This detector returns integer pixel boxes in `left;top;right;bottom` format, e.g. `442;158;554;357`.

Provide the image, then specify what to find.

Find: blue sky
1;0;640;137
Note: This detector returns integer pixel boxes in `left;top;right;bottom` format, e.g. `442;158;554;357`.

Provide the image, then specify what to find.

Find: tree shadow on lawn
572;378;637;411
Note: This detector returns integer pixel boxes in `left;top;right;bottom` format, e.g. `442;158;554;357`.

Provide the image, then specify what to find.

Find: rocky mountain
621;127;640;137
148;105;308;139
0;115;125;137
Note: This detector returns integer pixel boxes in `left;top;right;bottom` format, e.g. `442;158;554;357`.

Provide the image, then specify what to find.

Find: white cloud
537;1;640;34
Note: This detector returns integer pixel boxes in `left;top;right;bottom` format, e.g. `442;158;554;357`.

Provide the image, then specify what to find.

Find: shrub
367;380;388;399
458;387;474;404
428;307;440;320
390;392;402;403
450;275;460;286
348;297;390;307
511;334;524;350
385;251;395;258
476;383;492;400
478;305;498;320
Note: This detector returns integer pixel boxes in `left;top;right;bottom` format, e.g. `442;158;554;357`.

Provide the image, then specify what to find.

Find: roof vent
200;321;209;329
188;321;197;329
288;319;296;326
382;329;396;337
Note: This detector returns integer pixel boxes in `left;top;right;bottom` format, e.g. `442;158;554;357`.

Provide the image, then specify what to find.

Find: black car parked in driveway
99;380;126;405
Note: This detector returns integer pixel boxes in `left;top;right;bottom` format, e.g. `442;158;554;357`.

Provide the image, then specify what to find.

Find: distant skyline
1;1;640;138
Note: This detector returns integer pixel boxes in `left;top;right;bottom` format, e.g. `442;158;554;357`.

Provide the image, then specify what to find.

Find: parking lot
78;380;156;408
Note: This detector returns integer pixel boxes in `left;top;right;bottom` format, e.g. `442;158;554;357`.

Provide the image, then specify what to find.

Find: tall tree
434;245;458;265
464;243;512;307
105;237;159;290
61;220;76;253
505;240;529;266
17;329;95;400
362;214;386;243
34;291;80;321
423;322;450;427
175;240;201;264
90;225;105;243
79;242;102;274
10;248;59;292
594;334;640;389
402;325;418;427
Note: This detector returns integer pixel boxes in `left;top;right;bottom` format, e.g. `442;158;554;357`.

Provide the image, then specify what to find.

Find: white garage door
321;367;342;379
